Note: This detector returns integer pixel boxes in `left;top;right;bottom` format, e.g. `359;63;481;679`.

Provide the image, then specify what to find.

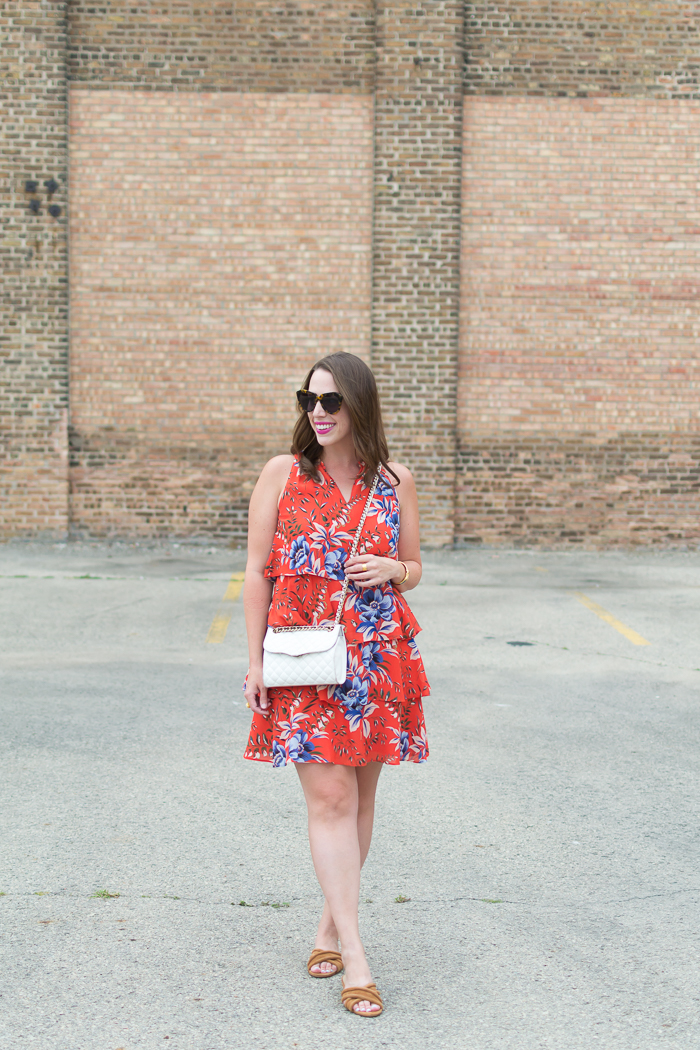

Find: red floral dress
244;458;430;767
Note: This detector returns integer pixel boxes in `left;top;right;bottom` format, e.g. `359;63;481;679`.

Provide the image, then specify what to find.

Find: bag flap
263;624;342;657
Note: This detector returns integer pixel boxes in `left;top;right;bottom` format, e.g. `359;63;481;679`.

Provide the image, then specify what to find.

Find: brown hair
291;352;399;487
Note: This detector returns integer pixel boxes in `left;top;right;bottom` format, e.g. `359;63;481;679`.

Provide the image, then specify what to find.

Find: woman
243;351;429;1018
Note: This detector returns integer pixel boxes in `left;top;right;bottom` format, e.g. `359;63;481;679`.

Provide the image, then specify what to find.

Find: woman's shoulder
261;453;296;478
384;461;417;506
386;461;415;486
256;454;296;501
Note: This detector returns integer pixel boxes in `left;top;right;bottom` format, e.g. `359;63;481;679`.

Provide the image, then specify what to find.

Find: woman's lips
315;422;335;434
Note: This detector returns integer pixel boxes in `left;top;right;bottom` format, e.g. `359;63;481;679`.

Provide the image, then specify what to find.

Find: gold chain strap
332;471;380;627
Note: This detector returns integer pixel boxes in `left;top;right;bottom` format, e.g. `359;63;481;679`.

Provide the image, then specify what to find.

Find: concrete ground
0;539;698;1050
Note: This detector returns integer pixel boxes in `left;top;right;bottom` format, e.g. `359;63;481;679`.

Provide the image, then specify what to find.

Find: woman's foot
340;947;381;1015
307;948;343;978
341;978;383;1016
308;907;341;976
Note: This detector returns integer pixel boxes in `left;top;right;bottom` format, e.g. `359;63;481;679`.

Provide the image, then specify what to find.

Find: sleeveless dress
243;458;430;767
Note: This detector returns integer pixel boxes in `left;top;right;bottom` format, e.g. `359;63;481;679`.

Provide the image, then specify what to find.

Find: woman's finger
347;558;375;576
247;695;270;716
245;679;269;714
348;557;399;588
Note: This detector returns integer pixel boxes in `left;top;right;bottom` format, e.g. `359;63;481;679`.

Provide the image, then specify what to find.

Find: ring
246;702;250;708
362;563;367;572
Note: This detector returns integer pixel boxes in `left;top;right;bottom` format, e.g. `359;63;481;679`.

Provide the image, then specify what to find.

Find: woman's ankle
315;921;339;947
340;944;373;986
338;940;366;964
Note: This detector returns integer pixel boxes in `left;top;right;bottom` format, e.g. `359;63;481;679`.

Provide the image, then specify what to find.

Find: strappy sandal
341;982;383;1017
307;948;344;978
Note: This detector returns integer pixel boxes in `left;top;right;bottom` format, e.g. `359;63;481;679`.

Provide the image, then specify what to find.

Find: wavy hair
291;352;399;488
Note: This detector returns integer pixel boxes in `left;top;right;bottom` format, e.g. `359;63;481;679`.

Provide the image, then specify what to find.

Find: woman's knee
304;771;357;821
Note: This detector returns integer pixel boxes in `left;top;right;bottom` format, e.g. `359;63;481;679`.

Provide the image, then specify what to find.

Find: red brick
457;97;700;546
68;89;373;539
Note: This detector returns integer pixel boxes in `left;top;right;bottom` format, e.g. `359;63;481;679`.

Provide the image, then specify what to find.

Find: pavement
0;539;699;1050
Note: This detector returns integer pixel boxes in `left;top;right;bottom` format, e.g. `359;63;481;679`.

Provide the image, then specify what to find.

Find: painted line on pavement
572;591;650;646
206;572;245;644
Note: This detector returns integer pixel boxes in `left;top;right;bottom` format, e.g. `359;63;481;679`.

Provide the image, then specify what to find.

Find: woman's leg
356;761;383;860
310;763;383;971
296;762;382;1012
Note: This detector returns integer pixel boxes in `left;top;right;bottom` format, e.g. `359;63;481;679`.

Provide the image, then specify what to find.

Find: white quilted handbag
262;472;380;689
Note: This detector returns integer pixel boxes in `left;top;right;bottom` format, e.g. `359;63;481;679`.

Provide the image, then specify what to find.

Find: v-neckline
319;459;362;507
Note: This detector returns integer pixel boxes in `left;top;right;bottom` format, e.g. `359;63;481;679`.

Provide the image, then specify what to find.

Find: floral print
289;536;311;571
244;458;430;767
352;587;396;641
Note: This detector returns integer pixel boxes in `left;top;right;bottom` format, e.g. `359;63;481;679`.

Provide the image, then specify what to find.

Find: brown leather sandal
307;948;344;978
341;982;384;1017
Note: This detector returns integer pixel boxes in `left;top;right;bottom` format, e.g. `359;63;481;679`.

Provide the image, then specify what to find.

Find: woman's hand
244;663;270;716
344;554;405;589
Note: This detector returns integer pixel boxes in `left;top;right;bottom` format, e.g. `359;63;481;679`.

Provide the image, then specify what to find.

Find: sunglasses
296;389;344;415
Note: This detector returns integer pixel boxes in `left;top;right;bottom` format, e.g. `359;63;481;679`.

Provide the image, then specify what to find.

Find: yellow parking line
223;575;245;602
572;592;650;646
206;572;245;644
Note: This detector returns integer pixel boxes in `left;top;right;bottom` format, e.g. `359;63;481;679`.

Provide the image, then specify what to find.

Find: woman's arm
243;455;294;713
344;462;422;592
391;463;422;592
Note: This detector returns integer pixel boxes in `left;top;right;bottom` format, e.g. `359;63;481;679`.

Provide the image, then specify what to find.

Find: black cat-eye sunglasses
296;389;344;415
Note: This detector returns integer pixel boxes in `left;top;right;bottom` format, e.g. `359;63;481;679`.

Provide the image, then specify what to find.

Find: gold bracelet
397;561;409;585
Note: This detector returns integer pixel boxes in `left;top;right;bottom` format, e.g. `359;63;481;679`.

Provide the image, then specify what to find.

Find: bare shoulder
253;454;295;501
386;461;417;506
260;454;295;480
386;461;416;488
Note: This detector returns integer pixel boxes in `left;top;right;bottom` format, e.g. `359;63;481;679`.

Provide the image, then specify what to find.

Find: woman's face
307;368;353;450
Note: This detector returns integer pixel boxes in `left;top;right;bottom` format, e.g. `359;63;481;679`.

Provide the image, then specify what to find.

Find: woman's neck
320;441;360;477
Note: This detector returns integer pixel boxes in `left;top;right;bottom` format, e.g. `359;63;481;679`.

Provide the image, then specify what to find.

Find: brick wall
63;1;379;542
68;0;375;93
457;4;700;547
372;2;464;546
458;434;700;548
69;90;373;539
1;1;69;537
4;2;700;548
465;1;700;99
